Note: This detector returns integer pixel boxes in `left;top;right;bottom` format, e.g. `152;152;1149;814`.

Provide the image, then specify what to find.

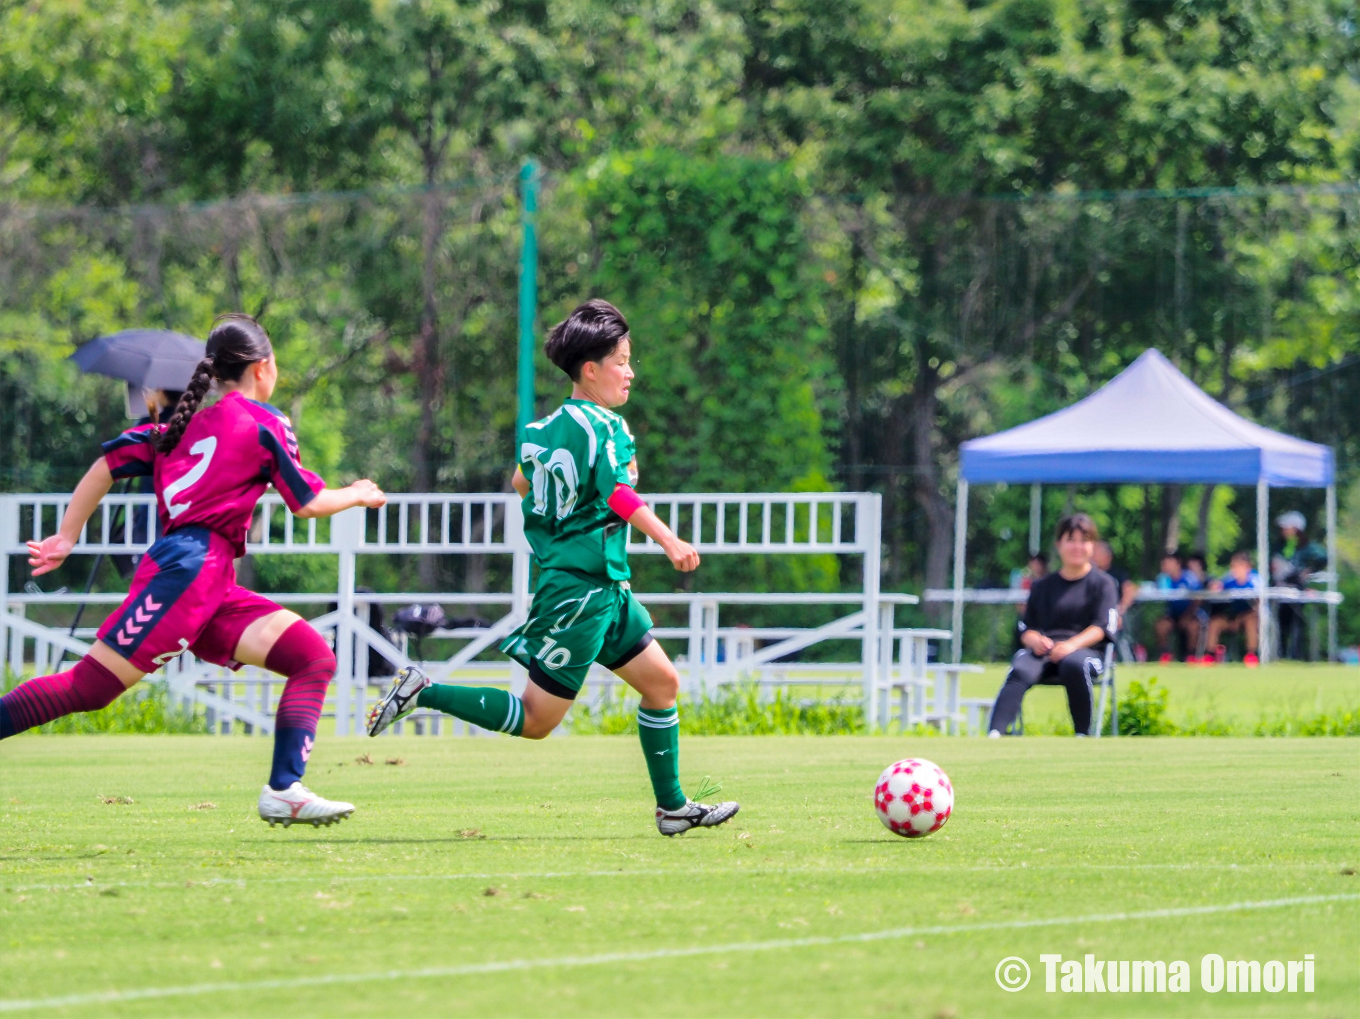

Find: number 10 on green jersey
519;398;639;582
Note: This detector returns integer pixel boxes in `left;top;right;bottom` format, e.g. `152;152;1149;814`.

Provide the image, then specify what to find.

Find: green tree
578;149;831;493
737;0;1359;590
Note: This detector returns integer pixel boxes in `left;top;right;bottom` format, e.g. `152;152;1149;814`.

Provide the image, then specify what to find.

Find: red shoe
1244;653;1260;668
1159;653;1174;664
1186;655;1201;664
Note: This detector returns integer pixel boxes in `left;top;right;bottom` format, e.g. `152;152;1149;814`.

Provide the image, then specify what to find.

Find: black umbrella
69;329;205;391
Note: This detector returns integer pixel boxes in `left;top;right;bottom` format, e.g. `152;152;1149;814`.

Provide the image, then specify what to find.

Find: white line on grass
5;859;1335;894
1;893;1355;1013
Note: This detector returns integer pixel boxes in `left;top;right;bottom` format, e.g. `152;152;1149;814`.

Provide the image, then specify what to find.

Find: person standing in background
1272;512;1326;659
1093;541;1138;625
1093;540;1139;660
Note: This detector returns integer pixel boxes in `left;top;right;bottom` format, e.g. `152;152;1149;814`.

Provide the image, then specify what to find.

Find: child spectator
1205;552;1261;666
1184;552;1212;661
1154;552;1201;662
1185;552;1209;587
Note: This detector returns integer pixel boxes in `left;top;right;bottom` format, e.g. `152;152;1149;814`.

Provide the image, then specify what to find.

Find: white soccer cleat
258;783;355;828
655;799;741;837
366;666;431;737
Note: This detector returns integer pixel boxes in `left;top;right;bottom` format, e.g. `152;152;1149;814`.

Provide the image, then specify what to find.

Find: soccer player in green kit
368;299;740;836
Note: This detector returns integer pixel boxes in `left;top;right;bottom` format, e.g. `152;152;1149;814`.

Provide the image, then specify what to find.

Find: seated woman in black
988;513;1118;737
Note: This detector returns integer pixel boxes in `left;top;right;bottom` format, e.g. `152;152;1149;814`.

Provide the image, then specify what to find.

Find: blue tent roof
959;349;1334;487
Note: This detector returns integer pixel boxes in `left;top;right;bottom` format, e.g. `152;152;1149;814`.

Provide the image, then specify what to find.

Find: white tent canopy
949;349;1339;664
960;349;1334;486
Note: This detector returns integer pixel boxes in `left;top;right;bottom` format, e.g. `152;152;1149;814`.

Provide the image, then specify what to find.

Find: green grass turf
958;663;1360;732
1;735;1356;1017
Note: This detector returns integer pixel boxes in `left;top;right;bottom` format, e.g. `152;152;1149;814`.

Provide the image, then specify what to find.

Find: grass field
1;735;1357;1017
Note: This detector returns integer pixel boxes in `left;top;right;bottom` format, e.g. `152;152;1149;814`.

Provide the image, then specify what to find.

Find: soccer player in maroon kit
1;315;386;827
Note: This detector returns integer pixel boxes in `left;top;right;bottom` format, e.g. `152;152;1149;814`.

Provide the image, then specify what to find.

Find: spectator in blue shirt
1205;552;1261;665
1154;552;1202;662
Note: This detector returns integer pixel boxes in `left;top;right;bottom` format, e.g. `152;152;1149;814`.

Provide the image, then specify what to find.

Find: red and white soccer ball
874;757;953;838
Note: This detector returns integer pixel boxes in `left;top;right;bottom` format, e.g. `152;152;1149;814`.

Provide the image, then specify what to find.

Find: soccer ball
874;758;953;838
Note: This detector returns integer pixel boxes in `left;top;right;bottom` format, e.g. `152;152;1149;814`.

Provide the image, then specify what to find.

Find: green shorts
499;568;654;699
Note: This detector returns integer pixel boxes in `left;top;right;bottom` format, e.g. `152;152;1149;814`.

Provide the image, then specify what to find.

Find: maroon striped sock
0;657;126;738
265;621;336;789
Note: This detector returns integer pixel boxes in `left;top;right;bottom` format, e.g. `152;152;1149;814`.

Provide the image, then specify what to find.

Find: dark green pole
516;159;539;446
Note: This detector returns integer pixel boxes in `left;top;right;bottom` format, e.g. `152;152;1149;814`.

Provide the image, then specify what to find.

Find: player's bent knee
519;708;561;740
655;662;680;700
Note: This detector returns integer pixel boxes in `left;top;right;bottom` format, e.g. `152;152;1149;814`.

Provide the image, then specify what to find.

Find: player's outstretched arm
609;485;699;573
294;479;387;519
27;458;114;576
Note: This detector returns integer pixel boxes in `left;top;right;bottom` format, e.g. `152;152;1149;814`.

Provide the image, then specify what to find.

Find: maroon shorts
96;526;283;673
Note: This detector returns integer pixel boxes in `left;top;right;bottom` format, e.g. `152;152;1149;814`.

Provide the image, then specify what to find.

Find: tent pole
1029;483;1042;556
1256;479;1270;666
952;478;968;663
1326;483;1337;662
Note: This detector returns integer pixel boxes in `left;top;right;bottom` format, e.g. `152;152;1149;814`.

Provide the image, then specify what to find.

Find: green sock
637;706;685;810
416;684;524;736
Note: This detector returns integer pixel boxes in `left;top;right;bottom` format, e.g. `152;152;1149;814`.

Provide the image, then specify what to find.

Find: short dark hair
1186;552;1207;568
544;299;629;381
1055;512;1098;542
1230;550;1252;564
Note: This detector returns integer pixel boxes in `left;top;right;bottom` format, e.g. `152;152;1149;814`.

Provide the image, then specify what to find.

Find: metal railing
1;491;960;735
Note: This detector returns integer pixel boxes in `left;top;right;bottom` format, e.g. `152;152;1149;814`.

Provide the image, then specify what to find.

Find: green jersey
518;398;639;581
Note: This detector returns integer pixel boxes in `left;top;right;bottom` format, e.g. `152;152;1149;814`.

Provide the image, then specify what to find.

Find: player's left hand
27;534;74;577
664;538;700;572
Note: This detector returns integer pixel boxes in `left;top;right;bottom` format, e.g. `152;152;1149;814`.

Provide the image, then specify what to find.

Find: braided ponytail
156;356;215;453
156;313;274;454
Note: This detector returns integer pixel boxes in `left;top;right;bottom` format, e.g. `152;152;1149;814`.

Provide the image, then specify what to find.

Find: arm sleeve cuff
607;484;646;521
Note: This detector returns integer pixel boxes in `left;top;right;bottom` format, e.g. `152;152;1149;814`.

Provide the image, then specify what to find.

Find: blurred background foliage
1;0;1357;650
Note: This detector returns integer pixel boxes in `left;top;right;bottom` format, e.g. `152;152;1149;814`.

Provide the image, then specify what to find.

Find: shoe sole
261;809;354;829
367;673;425;737
366;689;411;737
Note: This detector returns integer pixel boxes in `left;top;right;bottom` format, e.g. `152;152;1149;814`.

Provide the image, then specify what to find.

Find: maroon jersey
102;391;326;556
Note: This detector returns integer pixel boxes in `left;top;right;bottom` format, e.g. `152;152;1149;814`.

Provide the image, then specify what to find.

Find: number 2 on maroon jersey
162;436;217;520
